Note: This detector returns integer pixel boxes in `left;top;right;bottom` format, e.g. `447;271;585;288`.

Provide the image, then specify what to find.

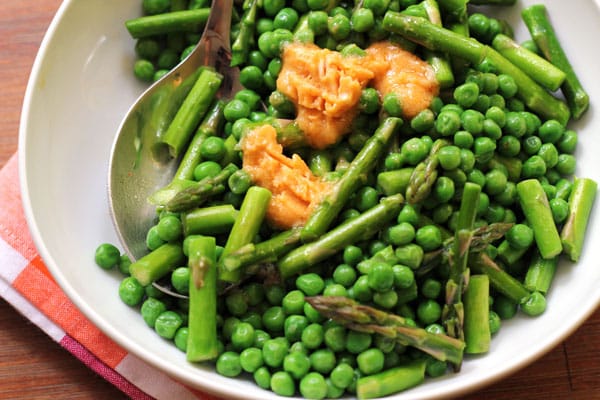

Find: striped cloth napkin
0;153;220;400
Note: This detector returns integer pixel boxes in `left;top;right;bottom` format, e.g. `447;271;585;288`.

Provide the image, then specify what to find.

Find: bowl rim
17;1;600;399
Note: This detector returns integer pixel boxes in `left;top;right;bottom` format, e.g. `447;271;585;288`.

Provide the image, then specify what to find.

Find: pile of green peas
94;0;583;398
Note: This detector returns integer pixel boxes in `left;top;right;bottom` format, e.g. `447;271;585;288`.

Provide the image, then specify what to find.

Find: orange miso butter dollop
240;41;439;230
240;124;332;229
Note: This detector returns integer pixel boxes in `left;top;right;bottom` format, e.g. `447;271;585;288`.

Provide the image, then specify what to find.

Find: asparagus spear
125;9;211;38
356;360;427;399
231;0;258;66
149;100;225;206
301;117;402;242
422;0;455;89
182;204;239;236
279;194;405;278
306;296;465;365
516;179;562;259
560;177;597;262
186;235;219;362
463;274;490;354
219;227;303;272
129;243;185;286
381;12;571;125
524;252;557;294
219;186;272;282
165;163;238;212
470;252;531;305
443;182;480;346
492;34;566;91
160;68;223;158
522;4;589;119
406;139;449;205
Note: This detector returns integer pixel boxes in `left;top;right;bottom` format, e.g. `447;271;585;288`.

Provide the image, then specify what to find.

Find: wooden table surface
1;1;599;399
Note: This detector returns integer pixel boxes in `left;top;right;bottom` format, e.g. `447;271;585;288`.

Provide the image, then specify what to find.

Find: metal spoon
108;0;240;297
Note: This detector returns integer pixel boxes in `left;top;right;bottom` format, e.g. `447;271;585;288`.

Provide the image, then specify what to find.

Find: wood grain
1;1;599;399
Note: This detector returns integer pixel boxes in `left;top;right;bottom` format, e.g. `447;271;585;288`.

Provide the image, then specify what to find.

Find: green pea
302;323;324;349
421;278;442;299
539;119;564;143
343;245;364;266
94;243;121;269
351;275;373;302
384;222;415;246
497;135;521;157
167;267;188;294
262;306;285;333
346;331;372;354
522;155;547;178
284;351;311;379
364;0;389;15
253;366;272;389
172;327;188;352
140;297;167;328
521;292;547;316
330;363;354;389
156;48;178;70
323;325;347;352
134;59;155;82
485;106;506;127
484;169;507;196
411;109;435;133
231;322;255;351
273;7;299;30
435;110;461;137
296;273;325;295
198;136;226;162
454;130;474;150
352;7;375;33
373;289;398;309
240;347;264;373
498;73;518;98
310;349;337;374
482;118;502;140
224;171;250;196
468;13;490;39
454;82;480;108
262;337;289;368
354;186;379;211
434;176;455;203
557;129;578;154
253;329;271;349
118;277;145;306
325;283;349;297
489;310;502;334
415;225;442;251
550;197;569;224
193;160;221;181
299;372;327;399
328;13;351;40
437;145;461;170
307;0;330;10
367;262;394;293
417;299;442;325
382;92;403;117
523;135;542;155
282;290;305;315
154;310;183;340
555;154;576;175
155;215;182;242
401;137;429;165
357;348;385;375
473;136;496;161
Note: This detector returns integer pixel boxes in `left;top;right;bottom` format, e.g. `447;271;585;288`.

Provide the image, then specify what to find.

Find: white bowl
19;0;600;399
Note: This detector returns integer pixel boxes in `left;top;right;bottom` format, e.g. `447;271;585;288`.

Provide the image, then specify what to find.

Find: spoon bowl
108;0;240;266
